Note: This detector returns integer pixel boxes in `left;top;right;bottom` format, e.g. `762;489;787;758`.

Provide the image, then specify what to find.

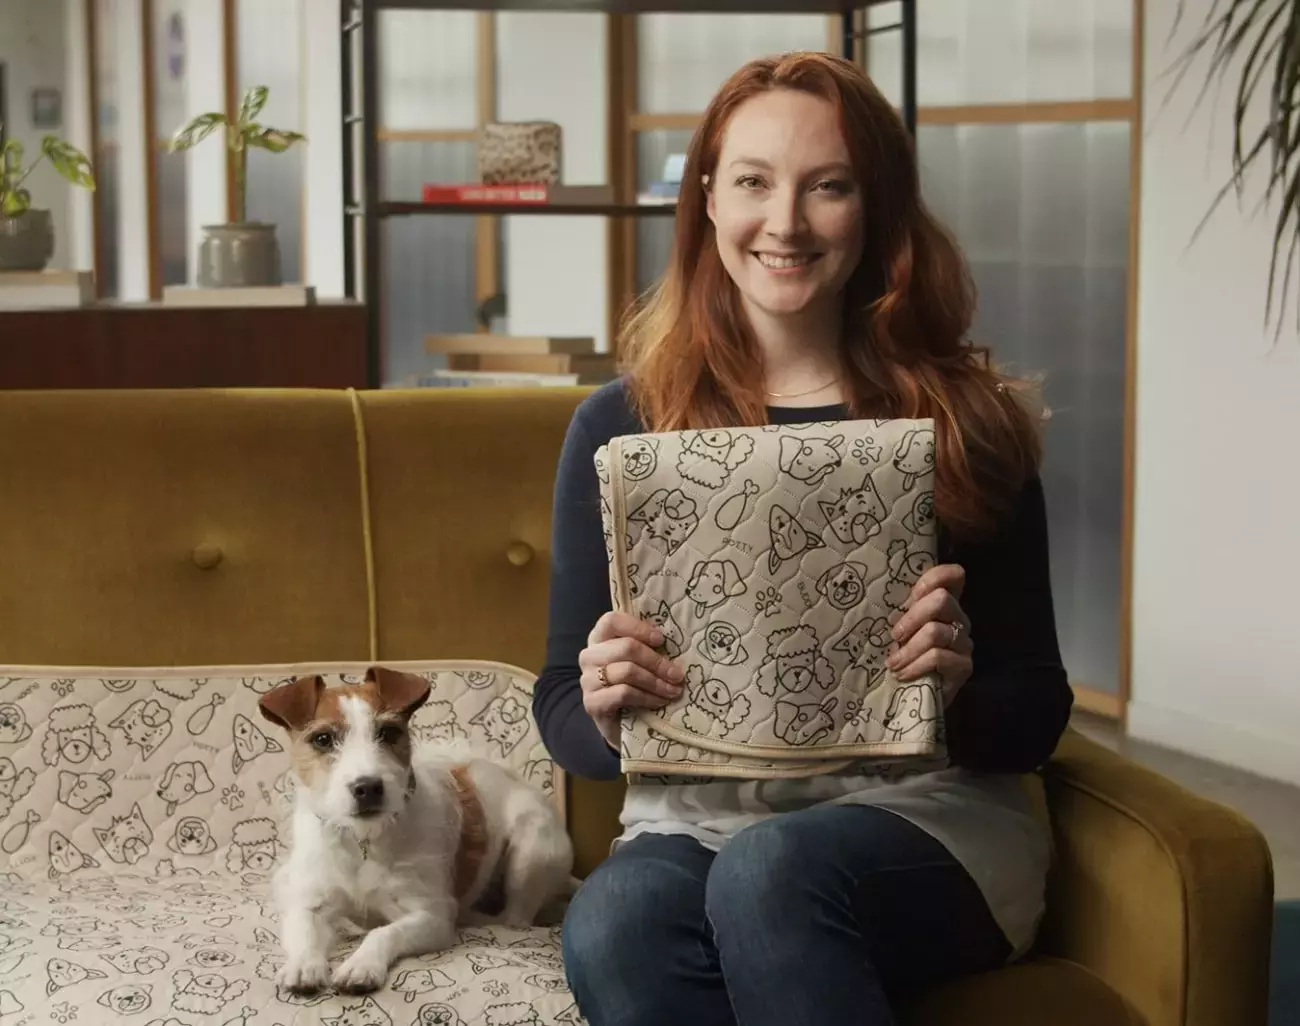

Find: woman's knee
562;836;711;999
704;815;839;930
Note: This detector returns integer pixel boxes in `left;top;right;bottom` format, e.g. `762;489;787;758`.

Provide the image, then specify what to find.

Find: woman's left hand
886;563;973;707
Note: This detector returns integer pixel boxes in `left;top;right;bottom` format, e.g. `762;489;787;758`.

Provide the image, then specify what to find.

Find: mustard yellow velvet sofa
0;387;1274;1026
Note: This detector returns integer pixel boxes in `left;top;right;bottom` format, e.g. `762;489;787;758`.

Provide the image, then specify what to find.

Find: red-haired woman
533;51;1073;1026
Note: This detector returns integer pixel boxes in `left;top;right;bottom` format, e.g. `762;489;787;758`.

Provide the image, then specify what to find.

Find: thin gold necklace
765;375;841;399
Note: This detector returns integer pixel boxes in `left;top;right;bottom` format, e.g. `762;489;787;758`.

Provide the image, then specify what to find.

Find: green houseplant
167;85;305;288
1169;0;1300;333
0;128;95;272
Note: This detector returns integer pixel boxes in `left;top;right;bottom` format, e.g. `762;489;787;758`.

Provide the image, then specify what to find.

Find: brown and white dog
257;666;573;995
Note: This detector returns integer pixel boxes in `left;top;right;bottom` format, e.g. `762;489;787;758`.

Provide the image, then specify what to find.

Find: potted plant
0;127;95;272
166;85;305;288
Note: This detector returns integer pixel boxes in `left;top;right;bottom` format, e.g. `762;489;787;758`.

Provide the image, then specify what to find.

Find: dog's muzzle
349;776;385;817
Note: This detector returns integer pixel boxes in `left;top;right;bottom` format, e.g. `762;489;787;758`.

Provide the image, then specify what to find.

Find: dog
257;666;574;996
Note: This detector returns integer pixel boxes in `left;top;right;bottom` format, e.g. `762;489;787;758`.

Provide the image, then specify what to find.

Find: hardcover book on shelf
0;269;94;310
408;369;581;389
425;333;596;357
447;351;616;385
161;284;316;307
420;184;616;207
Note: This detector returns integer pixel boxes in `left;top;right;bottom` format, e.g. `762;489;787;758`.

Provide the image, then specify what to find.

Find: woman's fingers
582;659;682;701
905;562;966;608
580;636;683;689
583;677;676;717
893;647;971;694
587;610;665;649
888;622;973;676
891;586;968;650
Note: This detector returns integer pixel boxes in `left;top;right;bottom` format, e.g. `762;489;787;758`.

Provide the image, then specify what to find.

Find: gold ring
949;622;963;647
597;666;609;687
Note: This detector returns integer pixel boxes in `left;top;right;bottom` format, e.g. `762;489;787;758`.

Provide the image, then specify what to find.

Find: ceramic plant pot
197;222;282;287
0;209;55;271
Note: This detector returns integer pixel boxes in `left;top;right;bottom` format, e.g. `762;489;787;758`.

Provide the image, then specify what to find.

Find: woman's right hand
579;611;685;750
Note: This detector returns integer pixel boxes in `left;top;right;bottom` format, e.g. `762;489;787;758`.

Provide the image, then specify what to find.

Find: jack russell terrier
257;666;574;995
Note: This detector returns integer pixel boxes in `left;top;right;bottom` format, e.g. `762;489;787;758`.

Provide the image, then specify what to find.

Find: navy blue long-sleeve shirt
532;379;1074;781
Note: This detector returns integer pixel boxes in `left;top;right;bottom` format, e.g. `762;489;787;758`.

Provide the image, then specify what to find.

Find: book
0;270;94;310
447;352;616;385
425;333;596;357
419;184;616;207
407;370;581;388
161;284;317;307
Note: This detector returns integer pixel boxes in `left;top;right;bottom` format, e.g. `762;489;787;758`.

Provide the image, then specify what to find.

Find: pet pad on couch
596;419;948;779
0;660;580;1025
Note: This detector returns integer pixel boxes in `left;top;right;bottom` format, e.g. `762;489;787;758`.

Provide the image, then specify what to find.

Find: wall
1130;0;1300;786
0;0;72;268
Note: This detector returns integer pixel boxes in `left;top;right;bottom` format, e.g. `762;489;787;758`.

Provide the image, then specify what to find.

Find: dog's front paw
277;955;331;994
332;946;390;994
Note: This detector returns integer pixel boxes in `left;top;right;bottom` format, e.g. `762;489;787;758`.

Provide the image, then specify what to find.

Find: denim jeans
562;804;1012;1026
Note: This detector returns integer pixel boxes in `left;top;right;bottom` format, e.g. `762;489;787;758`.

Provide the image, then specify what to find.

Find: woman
532;51;1073;1026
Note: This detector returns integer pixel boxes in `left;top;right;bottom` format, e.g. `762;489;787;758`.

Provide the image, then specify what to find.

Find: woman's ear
703;174;715;223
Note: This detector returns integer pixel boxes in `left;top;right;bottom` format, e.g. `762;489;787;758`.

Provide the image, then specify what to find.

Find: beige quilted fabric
0;660;581;1025
595;420;948;779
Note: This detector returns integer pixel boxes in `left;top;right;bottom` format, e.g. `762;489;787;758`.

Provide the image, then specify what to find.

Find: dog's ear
257;675;324;733
367;666;431;719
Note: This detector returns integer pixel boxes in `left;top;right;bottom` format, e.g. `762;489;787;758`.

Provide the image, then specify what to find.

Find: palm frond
1168;0;1300;336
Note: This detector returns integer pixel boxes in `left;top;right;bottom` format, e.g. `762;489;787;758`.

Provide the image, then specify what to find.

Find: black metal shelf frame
342;0;918;387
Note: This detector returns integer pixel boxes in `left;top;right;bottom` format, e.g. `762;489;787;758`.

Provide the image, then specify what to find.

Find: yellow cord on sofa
347;388;379;662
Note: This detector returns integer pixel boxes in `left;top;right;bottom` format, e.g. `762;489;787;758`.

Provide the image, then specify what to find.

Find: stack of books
418;334;617;388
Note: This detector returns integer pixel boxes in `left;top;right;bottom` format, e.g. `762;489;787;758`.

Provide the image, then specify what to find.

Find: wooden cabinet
0;301;368;389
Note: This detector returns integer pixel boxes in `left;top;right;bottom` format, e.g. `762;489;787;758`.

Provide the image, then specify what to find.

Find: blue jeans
562;804;1012;1026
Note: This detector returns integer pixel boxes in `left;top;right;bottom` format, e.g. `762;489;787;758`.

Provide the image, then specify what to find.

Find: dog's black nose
350;776;384;812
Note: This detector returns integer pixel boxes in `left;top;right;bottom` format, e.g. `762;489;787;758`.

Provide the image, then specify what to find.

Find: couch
0;386;1275;1025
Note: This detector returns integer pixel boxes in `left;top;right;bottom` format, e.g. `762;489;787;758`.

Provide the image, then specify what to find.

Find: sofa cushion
0;661;572;1023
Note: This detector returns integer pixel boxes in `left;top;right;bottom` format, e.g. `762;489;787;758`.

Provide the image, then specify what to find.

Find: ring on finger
947;621;964;648
597;666;609;687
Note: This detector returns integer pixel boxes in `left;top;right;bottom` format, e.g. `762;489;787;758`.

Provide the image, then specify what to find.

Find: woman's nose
764;186;806;239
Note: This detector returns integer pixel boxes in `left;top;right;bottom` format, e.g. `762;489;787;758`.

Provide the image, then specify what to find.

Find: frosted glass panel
638;14;834;113
237;0;302;283
153;1;187;286
867;0;1132;107
916;121;1130;694
378;11;477;129
381;141;479;386
635;130;692;294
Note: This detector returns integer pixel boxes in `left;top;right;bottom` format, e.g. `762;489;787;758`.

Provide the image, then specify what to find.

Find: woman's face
706;88;864;325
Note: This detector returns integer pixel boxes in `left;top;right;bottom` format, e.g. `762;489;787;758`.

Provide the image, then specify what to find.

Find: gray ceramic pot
197;222;282;288
0;209;55;271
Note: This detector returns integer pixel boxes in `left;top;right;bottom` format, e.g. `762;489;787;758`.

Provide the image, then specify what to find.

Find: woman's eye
735;174;764;189
814;179;852;194
310;731;334;751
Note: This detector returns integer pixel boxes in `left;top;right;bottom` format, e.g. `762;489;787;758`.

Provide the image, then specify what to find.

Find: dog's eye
309;731;335;751
376;723;403;746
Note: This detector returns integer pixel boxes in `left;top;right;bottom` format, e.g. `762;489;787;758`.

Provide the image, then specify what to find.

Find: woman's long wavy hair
619;51;1045;539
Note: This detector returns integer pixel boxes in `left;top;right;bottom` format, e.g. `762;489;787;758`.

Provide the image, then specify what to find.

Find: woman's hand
886;563;973;707
579;611;685;749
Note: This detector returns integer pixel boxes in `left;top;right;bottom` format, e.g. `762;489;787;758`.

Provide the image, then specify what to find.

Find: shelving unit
341;0;917;387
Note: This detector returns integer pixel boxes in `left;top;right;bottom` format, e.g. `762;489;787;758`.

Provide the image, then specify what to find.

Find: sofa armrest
1038;729;1274;1026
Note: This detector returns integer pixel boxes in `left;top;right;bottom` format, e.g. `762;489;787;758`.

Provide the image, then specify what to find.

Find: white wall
0;0;74;268
1131;0;1300;786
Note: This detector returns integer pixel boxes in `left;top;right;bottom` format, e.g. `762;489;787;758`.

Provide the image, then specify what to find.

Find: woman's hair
619;51;1045;538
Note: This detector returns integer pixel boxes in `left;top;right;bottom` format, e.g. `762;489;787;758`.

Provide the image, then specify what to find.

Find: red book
420;184;551;205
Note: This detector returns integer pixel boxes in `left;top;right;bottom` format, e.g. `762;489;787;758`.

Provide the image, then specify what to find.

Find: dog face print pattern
597;421;948;777
0;661;574;1023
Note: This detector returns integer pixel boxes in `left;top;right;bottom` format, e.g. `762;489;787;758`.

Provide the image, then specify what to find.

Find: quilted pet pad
0;661;580;1024
596;419;948;779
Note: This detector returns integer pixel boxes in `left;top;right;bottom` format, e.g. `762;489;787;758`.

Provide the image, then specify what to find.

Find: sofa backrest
0;387;627;873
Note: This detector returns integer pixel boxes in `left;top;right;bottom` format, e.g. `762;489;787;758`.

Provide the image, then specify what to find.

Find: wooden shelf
368;0;884;12
377;200;678;217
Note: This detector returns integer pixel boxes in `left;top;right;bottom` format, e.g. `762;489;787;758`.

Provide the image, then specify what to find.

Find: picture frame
31;87;61;130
